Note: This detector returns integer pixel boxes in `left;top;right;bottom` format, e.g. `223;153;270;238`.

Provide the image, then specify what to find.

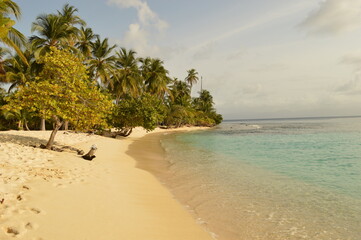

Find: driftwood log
102;128;133;138
82;144;97;161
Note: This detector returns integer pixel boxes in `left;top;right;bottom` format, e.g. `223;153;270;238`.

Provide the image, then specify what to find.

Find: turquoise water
160;117;361;240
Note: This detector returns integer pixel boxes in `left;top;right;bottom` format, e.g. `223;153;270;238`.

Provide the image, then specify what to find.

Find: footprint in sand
53;183;66;188
29;208;43;215
17;194;23;201
25;222;38;230
4;227;20;237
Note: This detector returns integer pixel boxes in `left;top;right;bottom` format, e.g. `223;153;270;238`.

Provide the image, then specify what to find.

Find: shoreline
127;128;219;238
0;128;213;240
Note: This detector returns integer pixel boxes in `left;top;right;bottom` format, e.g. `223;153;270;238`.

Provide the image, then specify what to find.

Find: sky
12;0;361;120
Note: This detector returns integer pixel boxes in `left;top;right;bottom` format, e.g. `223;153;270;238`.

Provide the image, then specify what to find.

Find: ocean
158;117;361;240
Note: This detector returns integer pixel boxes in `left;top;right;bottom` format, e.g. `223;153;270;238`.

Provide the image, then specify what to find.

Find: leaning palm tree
87;37;116;85
185;68;199;90
111;47;140;103
0;0;28;65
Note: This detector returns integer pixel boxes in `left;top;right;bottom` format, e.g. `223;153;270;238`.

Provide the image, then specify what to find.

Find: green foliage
111;48;140;102
185;68;199;89
169;79;191;107
0;0;28;65
111;93;166;131
141;57;170;98
193;90;214;113
164;104;195;127
3;47;113;131
87;37;116;84
1;3;223;136
0;87;16;129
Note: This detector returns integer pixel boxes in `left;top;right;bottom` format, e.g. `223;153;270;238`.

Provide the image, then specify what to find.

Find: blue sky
13;0;361;119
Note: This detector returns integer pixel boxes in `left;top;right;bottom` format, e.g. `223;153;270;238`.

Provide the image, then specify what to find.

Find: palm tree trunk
45;115;63;149
17;120;23;130
62;120;69;130
40;118;46;131
24;120;30;131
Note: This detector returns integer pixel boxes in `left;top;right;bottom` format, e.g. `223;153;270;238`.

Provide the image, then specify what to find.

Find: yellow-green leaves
4;47;113;131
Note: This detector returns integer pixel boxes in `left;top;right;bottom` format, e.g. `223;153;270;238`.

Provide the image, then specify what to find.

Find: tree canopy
3;47;112;148
0;3;223;143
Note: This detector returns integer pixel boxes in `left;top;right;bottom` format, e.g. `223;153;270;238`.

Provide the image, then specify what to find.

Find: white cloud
107;0;168;31
107;0;168;57
121;23;160;56
300;0;361;35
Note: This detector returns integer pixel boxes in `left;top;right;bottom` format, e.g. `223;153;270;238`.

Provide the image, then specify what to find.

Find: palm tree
141;57;170;99
169;79;191;107
0;0;28;65
30;13;79;58
57;4;85;27
185;68;199;90
75;27;97;59
57;4;84;48
193;89;214;113
111;47;140;103
87;37;116;85
2;49;36;92
0;46;10;77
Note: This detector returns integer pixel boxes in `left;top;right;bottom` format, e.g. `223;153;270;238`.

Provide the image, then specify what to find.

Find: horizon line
224;115;361;122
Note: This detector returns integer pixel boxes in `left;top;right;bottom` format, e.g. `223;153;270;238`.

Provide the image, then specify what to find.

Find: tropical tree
0;0;27;65
30;5;85;130
185;68;199;90
57;4;85;28
2;49;40;92
30;12;79;58
3;47;113;148
141;57;170;99
169;79;191;106
0;46;10;77
87;37;116;85
193;89;214;113
111;47;140;102
57;4;85;48
75;27;97;59
111;93;166;134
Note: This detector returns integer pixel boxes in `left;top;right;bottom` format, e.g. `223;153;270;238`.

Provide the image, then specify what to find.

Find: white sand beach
0;128;213;240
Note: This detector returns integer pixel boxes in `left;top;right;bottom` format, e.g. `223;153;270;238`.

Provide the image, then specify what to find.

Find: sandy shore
0;128;213;240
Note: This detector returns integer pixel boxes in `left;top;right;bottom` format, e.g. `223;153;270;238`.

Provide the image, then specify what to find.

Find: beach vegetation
0;3;222;142
110;93;166;134
185;68;199;90
0;0;27;65
87;36;117;85
111;47;140;103
2;47;112;148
